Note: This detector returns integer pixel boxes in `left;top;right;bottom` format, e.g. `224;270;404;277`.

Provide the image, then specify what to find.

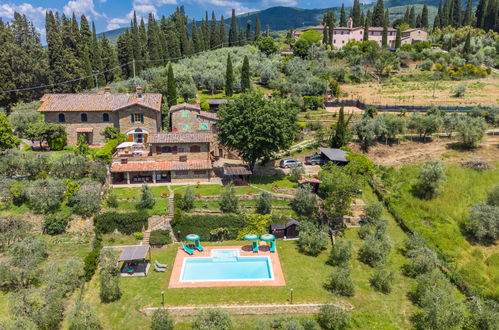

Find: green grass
113;186;170;199
103;233;141;246
249;175;298;191
81;187;416;330
0;292;10;322
114;200;168;216
382;163;499;299
171;184;255;196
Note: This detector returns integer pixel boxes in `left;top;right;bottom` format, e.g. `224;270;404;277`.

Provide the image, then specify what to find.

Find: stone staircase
141;195;175;246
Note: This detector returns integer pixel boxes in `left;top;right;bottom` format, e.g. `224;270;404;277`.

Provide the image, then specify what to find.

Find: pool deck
168;245;286;288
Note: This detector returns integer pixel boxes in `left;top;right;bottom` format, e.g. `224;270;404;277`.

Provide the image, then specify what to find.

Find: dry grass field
341;75;499;107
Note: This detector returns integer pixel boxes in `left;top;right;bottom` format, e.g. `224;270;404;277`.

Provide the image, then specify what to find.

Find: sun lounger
194;240;204;251
154;264;166;272
183;243;194;255
155;260;167;268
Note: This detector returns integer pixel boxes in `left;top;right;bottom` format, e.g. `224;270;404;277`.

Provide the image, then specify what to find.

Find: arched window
81;113;88;122
102;113;109;122
190;145;201;153
58;113;65;123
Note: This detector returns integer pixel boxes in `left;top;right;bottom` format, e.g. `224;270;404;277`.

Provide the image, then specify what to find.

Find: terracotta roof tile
148;132;214;144
197;112;218;120
38;93;162;112
110;159;212;173
223;165;252;176
169;103;201;112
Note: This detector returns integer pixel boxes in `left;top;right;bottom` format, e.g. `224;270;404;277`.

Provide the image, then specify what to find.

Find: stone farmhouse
293;17;427;49
110;132;216;184
38;86;162;145
170;103;218;133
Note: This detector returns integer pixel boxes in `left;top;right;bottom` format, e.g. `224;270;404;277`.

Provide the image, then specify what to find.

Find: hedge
149;229;172;246
93;211;148;235
171;213;246;241
95;137;126;164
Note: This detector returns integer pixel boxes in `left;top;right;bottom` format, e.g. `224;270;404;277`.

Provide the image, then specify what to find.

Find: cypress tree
165;19;181;58
117;30;133;78
254;14;261;40
265;24;270;37
138;18;149;69
229;9;237;46
464;0;473;26
416;14;422;28
443;0;451;27
476;0;488;29
210;11;219;48
91;22;105;86
352;0;362;26
452;0;462;27
433;14;441;31
225;54;233;97
166;63;177;106
366;9;373;26
100;34;121;82
363;17;369;41
340;4;347;26
483;0;498;31
409;7;416;27
246;14;252;41
384;9;389;27
240;55;250;93
0;19;17;110
238;23;245;45
421;5;429;28
360;11;365;27
331;107;351;148
403;7;410;24
395;28;401;48
147;14;161;65
192;20;201;52
382;20;388;48
463;32;471;54
372;0;385;26
219;15;227;45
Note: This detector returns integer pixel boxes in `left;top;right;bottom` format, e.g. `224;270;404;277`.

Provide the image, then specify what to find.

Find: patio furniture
243;234;259;253
154;264;166;272
183;243;194;255
118;245;152;277
260;234;276;253
155;260;167;268
185;234;204;251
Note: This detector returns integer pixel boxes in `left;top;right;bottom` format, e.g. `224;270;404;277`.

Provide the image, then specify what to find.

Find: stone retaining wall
142;303;353;317
196;195;293;201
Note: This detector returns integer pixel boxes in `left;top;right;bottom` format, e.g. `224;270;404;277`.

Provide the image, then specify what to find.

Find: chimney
103;86;111;94
136;85;143;98
347;17;353;29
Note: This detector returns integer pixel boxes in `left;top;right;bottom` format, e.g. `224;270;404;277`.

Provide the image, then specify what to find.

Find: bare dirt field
340;75;499;107
349;134;499;167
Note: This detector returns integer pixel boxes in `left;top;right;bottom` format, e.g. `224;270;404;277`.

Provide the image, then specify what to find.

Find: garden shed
270;219;300;239
223;164;252;186
319;148;349;166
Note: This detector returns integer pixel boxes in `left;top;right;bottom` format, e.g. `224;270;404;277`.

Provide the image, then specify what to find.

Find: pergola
118;245;151;277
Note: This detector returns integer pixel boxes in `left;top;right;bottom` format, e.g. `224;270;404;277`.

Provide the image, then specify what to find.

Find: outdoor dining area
118;245;151;277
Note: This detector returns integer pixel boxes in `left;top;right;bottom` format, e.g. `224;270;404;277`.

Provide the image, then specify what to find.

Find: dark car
279;159;303;168
305;153;326;166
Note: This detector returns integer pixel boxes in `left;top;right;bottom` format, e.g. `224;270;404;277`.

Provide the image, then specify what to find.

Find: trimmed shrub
297;222;328;256
43;214;69;235
220;183;239;213
151;309;174;330
325;265;355;297
133;232;143;240
94;138;123;164
93;211;148;235
180;186;195;211
370;267;395;294
149;229;172;246
137;185;155;209
316;304;351;330
171;214;246;241
256;191;272;215
192;309;232;330
358;236;391;267
327;240;352;266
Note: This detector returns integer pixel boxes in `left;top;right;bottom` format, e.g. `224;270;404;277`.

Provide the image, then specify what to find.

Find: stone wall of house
44;111;119;145
171;109;216;133
171;169;212;183
150;142;211;161
118;105;161;136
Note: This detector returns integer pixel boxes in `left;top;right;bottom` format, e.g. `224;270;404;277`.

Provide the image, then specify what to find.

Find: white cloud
106;0;177;31
63;0;106;19
0;3;52;39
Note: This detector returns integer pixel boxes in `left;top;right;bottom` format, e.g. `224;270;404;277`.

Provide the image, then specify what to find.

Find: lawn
382;162;499;299
171;184;255;196
113;200;168;216
81;187;416;330
113;186;170;199
249;175;298;191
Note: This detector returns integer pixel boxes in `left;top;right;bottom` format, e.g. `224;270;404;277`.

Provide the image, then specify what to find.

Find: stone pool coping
168;245;286;288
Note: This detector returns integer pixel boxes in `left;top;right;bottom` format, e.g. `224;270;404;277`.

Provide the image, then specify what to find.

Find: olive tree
192;309;232;330
487;184;499;206
297;222;328;256
151;309;174;330
370;267;395;294
456;115;487;148
291;184;318;216
415;160;446;199
327;240;352;266
465;203;499;243
69;301;102;330
70;180;102;217
316;304;351;330
358;235;392;267
137;184;155;209
256;191;272;215
180;186;195;211
220;183;239;213
325;265;355;297
26;178;66;214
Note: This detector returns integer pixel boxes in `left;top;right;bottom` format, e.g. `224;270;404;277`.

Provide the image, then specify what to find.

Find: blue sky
0;0;366;37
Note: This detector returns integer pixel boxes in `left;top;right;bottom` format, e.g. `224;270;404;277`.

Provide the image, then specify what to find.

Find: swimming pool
180;249;274;282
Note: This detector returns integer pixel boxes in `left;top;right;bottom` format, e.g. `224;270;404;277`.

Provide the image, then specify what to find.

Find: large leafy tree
0;114;20;150
217;93;298;170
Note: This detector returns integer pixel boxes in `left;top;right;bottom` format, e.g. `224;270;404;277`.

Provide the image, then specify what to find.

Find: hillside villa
293;17;427;49
38;86;162;145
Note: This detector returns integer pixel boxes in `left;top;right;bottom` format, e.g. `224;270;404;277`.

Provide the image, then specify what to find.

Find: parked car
279;159;303;168
305;153;326;166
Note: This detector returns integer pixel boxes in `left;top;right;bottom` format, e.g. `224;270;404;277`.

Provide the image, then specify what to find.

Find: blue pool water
181;250;273;281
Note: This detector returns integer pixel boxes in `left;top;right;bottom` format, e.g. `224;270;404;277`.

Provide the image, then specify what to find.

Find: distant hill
97;1;469;42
